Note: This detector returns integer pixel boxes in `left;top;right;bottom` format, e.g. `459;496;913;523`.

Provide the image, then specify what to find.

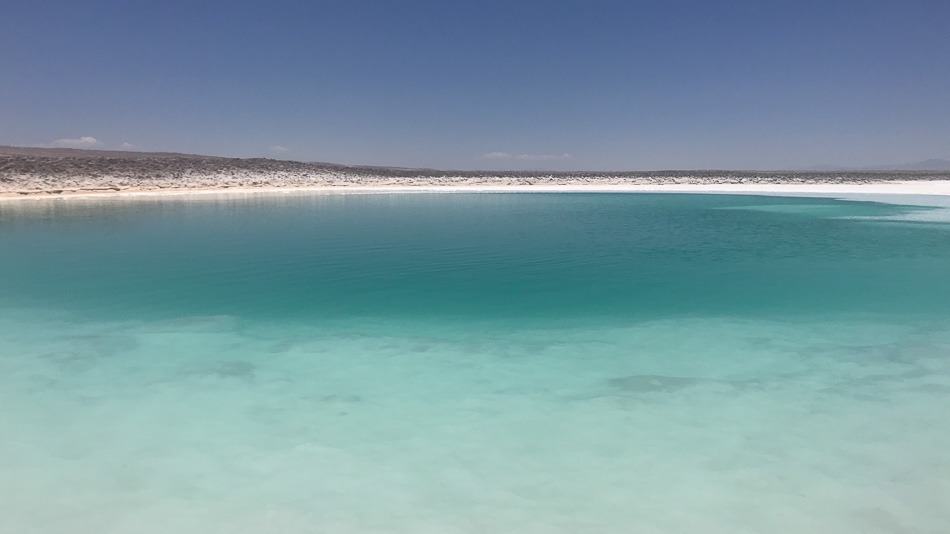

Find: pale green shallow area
1;193;950;533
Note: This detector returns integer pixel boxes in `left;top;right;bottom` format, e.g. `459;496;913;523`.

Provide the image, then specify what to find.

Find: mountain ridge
4;145;950;173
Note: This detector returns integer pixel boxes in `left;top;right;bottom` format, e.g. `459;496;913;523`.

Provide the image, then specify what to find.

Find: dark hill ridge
2;145;949;196
872;158;950;171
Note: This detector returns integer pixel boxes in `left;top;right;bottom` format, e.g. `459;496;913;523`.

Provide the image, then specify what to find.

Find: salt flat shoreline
5;146;950;203
3;180;950;203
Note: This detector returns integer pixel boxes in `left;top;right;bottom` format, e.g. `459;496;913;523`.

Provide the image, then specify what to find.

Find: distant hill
809;158;950;172
3;145;950;193
873;159;950;171
5;145;950;173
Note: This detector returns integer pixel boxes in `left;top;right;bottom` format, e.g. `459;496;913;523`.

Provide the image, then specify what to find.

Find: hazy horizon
5;143;950;173
2;1;948;170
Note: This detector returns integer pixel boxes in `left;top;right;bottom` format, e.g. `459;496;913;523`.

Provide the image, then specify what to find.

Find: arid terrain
3;146;950;197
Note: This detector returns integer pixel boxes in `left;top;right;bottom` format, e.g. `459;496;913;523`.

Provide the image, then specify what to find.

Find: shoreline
3;180;950;203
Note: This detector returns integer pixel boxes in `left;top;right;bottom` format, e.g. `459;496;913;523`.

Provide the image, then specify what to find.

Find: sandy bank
3;180;950;202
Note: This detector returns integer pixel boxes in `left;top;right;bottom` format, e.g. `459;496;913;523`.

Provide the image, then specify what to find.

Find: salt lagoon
2;192;949;533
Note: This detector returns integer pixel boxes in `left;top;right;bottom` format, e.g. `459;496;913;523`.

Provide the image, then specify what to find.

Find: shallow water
1;193;949;533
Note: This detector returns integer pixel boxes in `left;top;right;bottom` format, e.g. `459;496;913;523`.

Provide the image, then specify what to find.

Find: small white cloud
482;151;572;161
269;145;290;154
51;136;100;148
119;142;135;149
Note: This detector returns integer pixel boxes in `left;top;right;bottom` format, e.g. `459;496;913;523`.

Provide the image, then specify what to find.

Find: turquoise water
1;192;949;533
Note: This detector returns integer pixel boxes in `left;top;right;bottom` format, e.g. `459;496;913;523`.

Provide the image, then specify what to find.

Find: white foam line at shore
3;180;950;206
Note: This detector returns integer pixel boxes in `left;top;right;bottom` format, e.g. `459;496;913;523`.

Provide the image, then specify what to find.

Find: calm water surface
1;193;949;533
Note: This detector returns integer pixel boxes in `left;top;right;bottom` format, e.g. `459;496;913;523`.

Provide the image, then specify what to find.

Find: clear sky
2;0;948;170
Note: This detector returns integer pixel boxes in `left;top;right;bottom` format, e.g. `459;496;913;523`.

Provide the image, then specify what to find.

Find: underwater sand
1;193;949;533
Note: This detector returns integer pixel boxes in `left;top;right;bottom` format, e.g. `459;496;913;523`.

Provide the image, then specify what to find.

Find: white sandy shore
3;180;950;203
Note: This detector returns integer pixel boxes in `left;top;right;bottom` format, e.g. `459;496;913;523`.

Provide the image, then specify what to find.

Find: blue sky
2;0;948;170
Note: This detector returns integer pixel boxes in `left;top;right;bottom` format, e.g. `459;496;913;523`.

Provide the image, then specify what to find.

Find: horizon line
2;145;949;174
